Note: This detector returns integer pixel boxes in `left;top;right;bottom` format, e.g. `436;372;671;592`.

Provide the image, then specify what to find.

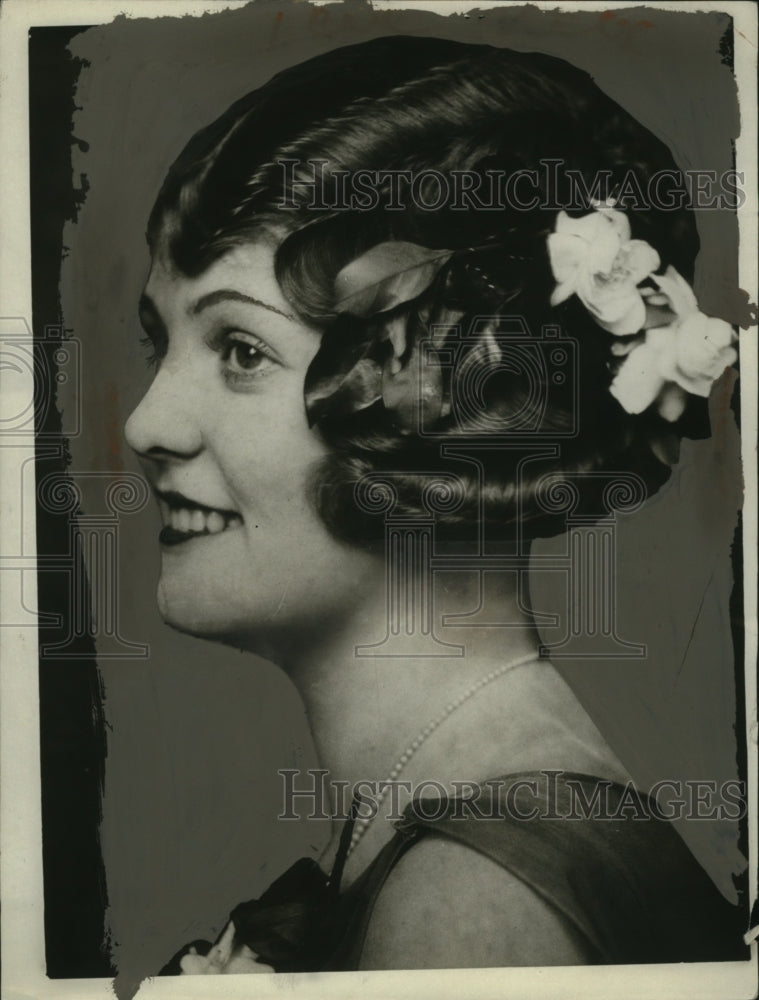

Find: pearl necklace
347;651;542;855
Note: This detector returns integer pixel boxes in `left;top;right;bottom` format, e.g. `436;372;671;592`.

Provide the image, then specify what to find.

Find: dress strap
326;771;749;968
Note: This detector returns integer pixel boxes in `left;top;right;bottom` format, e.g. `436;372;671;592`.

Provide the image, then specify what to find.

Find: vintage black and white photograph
1;2;757;998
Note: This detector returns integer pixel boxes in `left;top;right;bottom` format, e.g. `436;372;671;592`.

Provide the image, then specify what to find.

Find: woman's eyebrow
189;289;294;320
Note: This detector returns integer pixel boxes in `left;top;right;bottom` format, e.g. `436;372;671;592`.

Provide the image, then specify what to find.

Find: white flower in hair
548;206;660;335
609;266;737;421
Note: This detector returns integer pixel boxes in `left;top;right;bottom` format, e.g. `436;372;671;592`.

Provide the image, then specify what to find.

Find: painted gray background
59;2;745;992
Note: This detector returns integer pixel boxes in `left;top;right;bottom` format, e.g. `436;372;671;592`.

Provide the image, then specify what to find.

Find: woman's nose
125;365;203;461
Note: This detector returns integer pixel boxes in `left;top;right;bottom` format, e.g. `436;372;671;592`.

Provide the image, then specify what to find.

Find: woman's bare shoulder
358;834;594;970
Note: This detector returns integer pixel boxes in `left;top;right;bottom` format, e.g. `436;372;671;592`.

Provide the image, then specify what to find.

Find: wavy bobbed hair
147;36;708;546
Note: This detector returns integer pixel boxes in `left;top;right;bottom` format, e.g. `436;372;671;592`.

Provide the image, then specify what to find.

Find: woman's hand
179;921;274;974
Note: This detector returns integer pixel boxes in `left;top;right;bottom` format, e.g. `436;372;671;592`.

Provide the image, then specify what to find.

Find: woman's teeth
159;501;242;536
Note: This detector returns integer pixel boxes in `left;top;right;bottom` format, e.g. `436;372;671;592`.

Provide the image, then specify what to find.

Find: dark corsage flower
161;804;362;975
228;857;344;972
161;859;343;975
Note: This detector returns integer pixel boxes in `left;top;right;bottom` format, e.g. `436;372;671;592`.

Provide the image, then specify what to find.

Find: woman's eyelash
216;329;279;382
218;329;273;357
138;327;279;380
139;334;161;369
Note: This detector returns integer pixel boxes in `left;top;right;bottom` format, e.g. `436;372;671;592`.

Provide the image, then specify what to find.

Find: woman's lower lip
159;525;236;547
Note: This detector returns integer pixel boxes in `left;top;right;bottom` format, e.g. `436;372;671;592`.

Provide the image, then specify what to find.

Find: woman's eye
227;341;264;371
220;333;277;383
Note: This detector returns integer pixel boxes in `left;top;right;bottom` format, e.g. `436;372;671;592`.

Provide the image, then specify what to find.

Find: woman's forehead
144;241;285;313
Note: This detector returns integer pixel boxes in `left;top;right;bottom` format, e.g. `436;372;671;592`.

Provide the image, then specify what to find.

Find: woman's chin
156;584;238;641
154;582;283;653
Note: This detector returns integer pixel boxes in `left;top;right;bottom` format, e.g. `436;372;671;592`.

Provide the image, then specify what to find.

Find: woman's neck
273;570;540;817
251;566;628;882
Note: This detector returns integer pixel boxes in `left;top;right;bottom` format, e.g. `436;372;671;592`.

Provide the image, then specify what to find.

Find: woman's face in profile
125;240;379;648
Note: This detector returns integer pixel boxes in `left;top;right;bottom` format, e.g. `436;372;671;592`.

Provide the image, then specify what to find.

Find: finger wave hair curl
148;36;709;548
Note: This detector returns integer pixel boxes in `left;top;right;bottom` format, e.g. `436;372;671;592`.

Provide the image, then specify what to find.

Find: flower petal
547;232;584;294
588;212;626;274
656;383;688;422
650;266;699;319
180;952;213;975
642;326;679;381
673;345;737;397
610;338;640;357
674;312;736;381
643;301;678;330
621;240;661;283
583;289;647;336
610;341;667;413
600;207;632;243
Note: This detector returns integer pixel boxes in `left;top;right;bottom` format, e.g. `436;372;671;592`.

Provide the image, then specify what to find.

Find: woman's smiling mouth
155;489;244;546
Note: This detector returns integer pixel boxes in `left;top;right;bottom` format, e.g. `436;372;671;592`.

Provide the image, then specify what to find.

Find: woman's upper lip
154;487;241;517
